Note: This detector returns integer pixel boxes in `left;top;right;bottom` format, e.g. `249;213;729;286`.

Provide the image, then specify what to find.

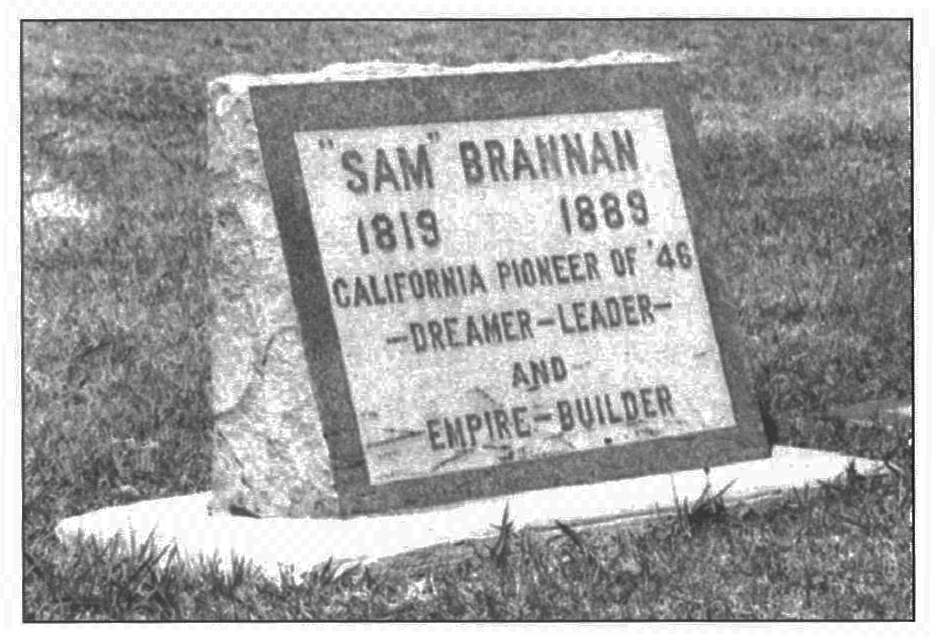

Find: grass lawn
21;20;913;620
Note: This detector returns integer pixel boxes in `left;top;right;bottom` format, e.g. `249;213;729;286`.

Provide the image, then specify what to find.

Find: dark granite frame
250;63;770;517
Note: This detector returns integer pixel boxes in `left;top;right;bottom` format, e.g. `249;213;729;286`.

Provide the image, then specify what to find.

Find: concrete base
56;446;885;580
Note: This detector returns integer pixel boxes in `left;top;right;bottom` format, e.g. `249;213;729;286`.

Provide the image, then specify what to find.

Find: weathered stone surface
208;72;338;518
207;52;678;518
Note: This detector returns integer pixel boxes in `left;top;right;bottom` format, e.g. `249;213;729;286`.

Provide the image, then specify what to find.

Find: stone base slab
56;446;885;580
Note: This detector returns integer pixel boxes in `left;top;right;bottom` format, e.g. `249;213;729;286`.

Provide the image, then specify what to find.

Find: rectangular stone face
293;109;736;485
250;62;769;515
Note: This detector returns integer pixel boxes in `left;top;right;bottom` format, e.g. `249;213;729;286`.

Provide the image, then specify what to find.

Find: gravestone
57;53;887;577
207;52;770;519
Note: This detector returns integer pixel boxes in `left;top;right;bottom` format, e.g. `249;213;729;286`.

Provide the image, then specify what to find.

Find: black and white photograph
19;17;917;621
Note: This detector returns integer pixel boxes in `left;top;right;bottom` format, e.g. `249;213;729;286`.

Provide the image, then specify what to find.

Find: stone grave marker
208;53;770;519
57;54;887;577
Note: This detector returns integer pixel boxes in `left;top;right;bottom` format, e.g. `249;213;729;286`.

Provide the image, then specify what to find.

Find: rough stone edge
209;50;679;95
207;64;342;518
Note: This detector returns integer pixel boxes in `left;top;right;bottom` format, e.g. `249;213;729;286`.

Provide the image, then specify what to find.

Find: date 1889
559;189;648;235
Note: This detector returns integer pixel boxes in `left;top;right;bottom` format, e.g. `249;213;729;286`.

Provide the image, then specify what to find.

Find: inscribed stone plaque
250;60;769;515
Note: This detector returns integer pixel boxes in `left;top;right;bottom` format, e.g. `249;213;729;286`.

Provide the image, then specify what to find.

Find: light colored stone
212;50;678;97
57;446;886;581
207;52;679;518
208;74;339;518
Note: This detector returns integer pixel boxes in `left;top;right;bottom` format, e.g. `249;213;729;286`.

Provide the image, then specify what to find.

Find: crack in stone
470;386;503;409
431;448;473;472
258;325;301;369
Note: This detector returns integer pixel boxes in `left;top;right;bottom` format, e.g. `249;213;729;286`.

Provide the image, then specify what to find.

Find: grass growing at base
25;431;913;619
22;20;912;620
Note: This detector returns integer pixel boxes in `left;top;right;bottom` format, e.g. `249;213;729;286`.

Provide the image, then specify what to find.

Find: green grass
22;20;912;620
